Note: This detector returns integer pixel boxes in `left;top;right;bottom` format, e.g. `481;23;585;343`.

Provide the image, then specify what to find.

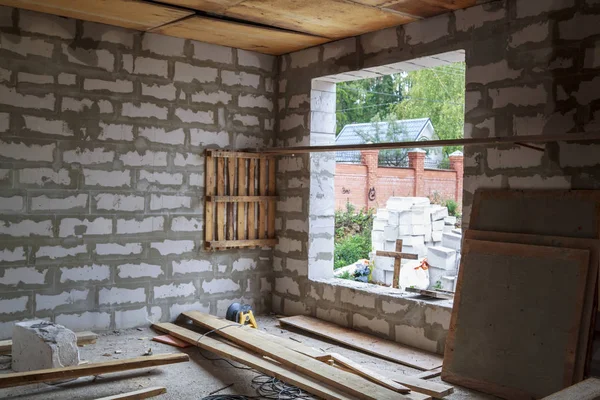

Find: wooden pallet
205;150;278;250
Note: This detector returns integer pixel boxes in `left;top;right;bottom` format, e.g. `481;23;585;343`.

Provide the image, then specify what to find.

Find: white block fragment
430;207;449;221
12;320;79;372
427;246;457;270
442;232;462;251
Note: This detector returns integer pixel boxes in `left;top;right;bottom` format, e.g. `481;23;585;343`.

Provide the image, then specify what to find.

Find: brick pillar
449;150;464;207
361;149;379;209
408;149;426;197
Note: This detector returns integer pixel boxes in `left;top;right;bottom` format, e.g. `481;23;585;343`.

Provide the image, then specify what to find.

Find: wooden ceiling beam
0;0;193;31
155;15;330;55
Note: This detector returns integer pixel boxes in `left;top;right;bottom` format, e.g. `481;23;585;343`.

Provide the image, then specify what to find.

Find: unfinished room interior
2;0;600;398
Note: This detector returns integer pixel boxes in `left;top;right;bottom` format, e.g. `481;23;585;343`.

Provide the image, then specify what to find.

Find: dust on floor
0;315;499;399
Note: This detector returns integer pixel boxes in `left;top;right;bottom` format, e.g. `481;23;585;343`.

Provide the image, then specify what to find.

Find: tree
391;63;465;157
335;62;465;157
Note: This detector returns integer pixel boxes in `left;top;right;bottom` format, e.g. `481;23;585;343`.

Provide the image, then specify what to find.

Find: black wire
197;325;314;400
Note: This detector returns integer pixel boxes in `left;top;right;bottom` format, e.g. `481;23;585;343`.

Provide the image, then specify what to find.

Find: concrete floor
0;315;498;400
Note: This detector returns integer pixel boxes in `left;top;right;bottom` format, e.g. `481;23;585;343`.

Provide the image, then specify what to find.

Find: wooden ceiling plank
150;0;245;14
222;0;414;39
156;15;330;55
0;0;193;31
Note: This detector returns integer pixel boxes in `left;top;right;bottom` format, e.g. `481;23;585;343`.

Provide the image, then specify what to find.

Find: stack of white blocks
371;197;461;288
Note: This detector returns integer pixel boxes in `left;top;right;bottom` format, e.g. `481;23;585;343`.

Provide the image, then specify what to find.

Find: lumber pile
442;189;600;399
154;310;456;400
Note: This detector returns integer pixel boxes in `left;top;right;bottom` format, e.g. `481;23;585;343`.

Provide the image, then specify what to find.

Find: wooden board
328;353;410;393
412;366;442;380
542;377;600;400
375;251;419;260
156;0;243;13
464;230;600;382
153;323;370;400
216;157;225;242
223;0;414;39
268;159;276;238
443;239;590;399
181;311;427;400
258;158;267;239
393;374;454;398
94;387;166;400
0;0;193;31
227;158;236;241
404;287;454;300
204;153;215;245
247;159;256;240
0;331;97;355
0;353;189;389
157;16;330;56
383;0;476;18
278;315;443;371
237;158;247;241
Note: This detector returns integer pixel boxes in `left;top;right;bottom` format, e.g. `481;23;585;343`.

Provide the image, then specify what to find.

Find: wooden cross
375;239;418;289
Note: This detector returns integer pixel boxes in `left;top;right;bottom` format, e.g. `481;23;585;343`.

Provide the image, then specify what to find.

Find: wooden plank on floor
404;287;454;300
0;0;193;31
181;311;428;400
237;158;247;241
94;387;166;400
153;323;373;400
542;377;600;399
278;315;443;371
0;331;97;355
443;240;590;399
0;353;189;389
156;15;330;55
412;366;442;380
328;353;410;394
394;372;454;398
464;229;600;382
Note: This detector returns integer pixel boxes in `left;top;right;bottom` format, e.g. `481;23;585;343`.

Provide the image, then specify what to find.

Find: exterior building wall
0;6;276;338
275;0;600;354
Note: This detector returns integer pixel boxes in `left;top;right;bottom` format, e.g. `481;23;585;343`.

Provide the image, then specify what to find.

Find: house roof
335;118;434;163
335;118;433;145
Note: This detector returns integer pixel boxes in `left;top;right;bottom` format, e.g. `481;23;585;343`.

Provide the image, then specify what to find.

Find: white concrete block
1;34;53;58
384;225;398;240
36;244;87;260
170;216;201;232
172;259;211;275
398;224;426;236
98;123;133;141
84;169;131;187
56;311;110;332
432;220;445;231
118;263;163;279
36;289;88;311
32;194;85;212
12;321;79;372
84;78;132;93
99;287;146;305
174;63;218;83
119;150;167;167
0;267;46;285
150;194;191;210
58;217;112;237
95;193;143;211
142;33;184;56
239;94;273;111
0;140;54;162
139;171;183;186
122;102;168;120
134;57;168;77
430;207;448;221
20;168;69;186
0;219;53;237
0;247;26;263
117;216;164;234
432;231;443;242
174;153;203;166
175;108;213;124
0;196;23;211
63;148;114;165
444;216;457;225
151;240;194;255
427;246;457;270
95;242;142;256
138;127;184;145
221;71;260;88
154;282;196;299
18;72;53;84
397;235;425;247
60;264;110;283
373;219;387;231
442;232;462;251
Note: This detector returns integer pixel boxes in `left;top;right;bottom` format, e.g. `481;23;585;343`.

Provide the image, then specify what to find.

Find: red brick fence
335;149;463;210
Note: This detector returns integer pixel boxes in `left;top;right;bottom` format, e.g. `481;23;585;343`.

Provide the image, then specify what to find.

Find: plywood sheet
279;315;443;371
443;239;590;399
154;0;244;13
0;0;193;31
464;230;600;383
223;0;414;39
470;190;600;239
156;16;330;55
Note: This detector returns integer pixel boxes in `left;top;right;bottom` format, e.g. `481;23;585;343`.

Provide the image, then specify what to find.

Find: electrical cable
196;325;316;400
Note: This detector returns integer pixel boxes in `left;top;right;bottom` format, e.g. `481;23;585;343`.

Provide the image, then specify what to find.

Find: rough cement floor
0;315;498;400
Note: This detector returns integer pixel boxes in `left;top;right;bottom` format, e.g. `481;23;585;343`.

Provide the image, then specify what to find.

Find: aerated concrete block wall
0;6;276;338
274;0;600;355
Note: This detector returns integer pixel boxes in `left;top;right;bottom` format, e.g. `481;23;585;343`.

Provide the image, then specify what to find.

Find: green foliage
433;280;443;290
334;234;372;270
337;270;355;280
336;62;465;158
445;199;458;217
334;203;375;270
